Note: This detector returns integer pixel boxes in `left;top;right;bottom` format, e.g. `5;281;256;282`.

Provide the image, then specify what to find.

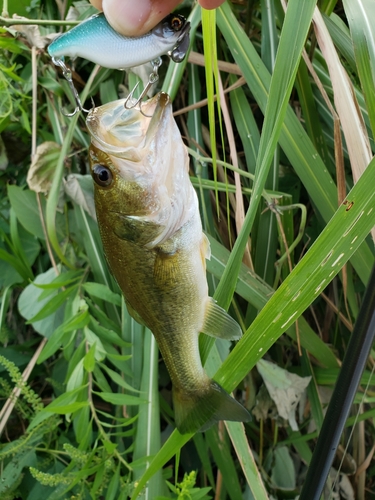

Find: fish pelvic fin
201;298;242;340
173;380;251;434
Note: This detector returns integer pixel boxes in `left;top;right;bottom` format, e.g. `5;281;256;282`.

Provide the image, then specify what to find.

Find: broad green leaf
66;358;84;392
205;218;338;370
99;362;139;393
0;71;12;133
213;0;318;311
0;449;36;495
83;343;96;372
18;267;66;338
46;65;98;267
205;426;244;500
215;155;375;391
7;185;45;240
225;421;268;500
105;464;120;500
131;431;192;500
271;447;296;489
94;391;145;406
216;2;372;286
26;287;76;324
83;282;122;307
89;316;130;348
132;330;164;497
28;386;89;430
38;310;89;363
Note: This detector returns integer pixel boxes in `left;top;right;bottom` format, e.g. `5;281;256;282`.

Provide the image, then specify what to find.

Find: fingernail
102;0;152;36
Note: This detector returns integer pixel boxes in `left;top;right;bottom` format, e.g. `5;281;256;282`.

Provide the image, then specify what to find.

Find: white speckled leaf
257;358;311;431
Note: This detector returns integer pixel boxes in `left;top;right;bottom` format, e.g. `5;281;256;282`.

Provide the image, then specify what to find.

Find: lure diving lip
87;92;251;434
47;13;191;69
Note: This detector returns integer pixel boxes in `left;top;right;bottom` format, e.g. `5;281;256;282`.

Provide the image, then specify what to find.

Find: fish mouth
177;21;191;43
86;92;171;161
171;22;191;63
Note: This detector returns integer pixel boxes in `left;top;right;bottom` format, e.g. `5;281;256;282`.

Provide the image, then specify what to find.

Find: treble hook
124;57;162;117
52;57;92;117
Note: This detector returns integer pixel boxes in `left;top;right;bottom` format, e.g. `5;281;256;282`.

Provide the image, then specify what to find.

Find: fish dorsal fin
201;298;242;340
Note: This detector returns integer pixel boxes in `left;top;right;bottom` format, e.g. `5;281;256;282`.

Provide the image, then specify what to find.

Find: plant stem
0;16;79;26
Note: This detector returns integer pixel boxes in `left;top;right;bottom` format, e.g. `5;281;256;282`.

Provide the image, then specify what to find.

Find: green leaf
105;464;120;500
7;185;45;240
83;343;96;372
132;331;163;496
0;71;12;133
215;155;375;392
26;287;76;324
38;309;90;363
0;449;36;495
83;282;122;306
99;362;139;393
18;267;67;337
94;391;145;406
343;0;375;139
271;447;296;489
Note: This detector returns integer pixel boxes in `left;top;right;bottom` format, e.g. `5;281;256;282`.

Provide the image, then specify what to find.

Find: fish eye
92;164;113;187
170;15;183;32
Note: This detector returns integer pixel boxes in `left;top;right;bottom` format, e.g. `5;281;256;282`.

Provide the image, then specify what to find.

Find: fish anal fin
173;380;251;434
201;297;242;340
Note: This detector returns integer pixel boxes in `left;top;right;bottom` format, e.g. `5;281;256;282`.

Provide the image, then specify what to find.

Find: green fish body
87;92;250;433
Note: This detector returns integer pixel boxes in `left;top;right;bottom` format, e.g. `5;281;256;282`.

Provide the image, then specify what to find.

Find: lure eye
170;15;184;32
92;164;113;187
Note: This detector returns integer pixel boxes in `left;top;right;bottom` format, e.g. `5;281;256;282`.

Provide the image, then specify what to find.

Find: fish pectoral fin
113;214;163;245
153;248;179;286
201;298;242;340
200;233;211;265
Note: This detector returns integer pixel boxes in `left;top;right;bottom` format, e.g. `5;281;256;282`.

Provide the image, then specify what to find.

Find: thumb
102;0;183;36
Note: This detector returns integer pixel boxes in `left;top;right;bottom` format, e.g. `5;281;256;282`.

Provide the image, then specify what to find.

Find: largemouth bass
87;92;250;433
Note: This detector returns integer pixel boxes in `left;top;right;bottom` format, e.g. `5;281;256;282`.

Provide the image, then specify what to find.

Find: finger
198;0;225;9
90;0;103;9
102;0;182;36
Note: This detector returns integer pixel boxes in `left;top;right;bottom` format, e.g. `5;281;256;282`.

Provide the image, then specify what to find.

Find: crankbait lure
48;13;190;68
48;13;190;115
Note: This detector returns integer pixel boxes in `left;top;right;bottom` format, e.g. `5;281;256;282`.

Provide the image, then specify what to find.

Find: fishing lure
48;12;190;68
87;92;251;433
48;13;190;115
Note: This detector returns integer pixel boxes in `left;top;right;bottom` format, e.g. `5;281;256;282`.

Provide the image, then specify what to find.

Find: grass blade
215;155;375;392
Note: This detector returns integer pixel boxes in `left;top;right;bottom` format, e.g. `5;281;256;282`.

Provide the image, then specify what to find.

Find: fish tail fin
173;380;251;434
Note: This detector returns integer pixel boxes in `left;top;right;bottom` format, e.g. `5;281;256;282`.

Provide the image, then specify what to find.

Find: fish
47;13;190;69
86;92;251;434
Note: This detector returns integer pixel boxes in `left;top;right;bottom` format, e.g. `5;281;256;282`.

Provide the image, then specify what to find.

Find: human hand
90;0;225;36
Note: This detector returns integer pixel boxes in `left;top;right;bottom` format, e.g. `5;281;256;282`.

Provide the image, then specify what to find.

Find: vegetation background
0;0;375;498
